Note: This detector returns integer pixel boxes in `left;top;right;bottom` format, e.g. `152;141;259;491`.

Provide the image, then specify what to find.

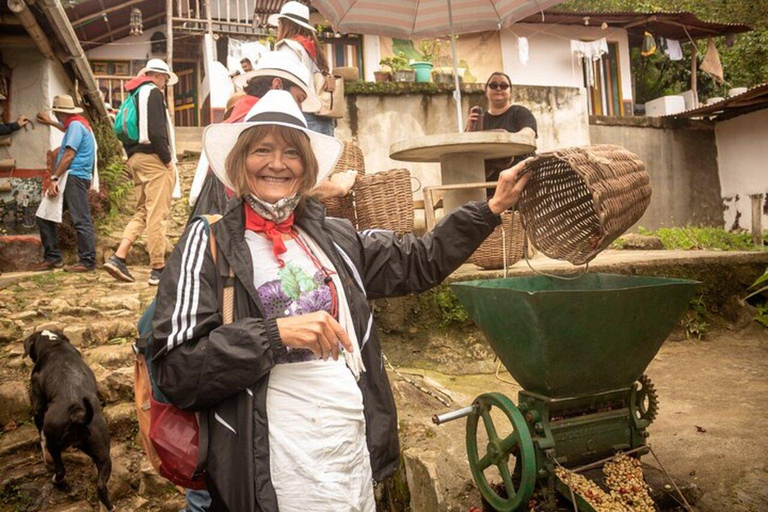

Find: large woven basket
354;168;414;236
518;144;651;265
469;211;524;270
322;142;365;222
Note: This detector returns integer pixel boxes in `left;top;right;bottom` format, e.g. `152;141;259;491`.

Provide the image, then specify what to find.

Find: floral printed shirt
245;230;332;364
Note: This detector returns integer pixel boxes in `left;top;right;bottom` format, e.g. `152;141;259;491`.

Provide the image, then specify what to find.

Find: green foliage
346;81;484;95
755;303;768;327
746;267;768;300
380;53;410;72
637;226;757;251
681;295;709;341
432;287;470;327
93;120;133;216
555;0;768;103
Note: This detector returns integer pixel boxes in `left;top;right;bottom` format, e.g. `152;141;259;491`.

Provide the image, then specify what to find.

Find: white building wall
500;23;633;103
1;44;65;170
715;109;768;231
85;28;165;61
362;35;380;82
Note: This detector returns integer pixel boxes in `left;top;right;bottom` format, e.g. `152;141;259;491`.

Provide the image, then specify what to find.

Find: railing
171;0;275;37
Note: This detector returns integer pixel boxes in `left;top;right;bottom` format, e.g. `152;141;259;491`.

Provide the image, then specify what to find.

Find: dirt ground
383;321;768;512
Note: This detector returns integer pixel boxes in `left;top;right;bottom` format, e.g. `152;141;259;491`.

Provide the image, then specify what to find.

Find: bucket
410;62;433;83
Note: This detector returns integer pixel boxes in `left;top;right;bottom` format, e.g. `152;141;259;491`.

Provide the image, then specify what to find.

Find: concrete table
390;131;536;215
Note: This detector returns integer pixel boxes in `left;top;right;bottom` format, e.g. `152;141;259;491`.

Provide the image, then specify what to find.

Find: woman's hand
488;158;532;215
276;311;353;360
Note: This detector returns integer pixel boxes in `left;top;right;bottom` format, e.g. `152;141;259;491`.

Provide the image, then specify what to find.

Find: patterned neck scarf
244;195;300;267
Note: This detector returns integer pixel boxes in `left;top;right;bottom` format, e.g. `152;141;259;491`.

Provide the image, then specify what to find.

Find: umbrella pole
447;0;463;132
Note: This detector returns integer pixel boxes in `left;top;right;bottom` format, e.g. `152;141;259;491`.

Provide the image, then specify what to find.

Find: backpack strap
199;214;235;325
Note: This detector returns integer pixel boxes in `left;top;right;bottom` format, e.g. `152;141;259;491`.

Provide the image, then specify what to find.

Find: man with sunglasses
466;72;537;192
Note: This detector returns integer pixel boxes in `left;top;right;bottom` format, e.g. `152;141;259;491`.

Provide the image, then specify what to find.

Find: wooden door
174;62;199;127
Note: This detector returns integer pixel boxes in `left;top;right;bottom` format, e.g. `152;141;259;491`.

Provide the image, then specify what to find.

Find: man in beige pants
104;59;180;285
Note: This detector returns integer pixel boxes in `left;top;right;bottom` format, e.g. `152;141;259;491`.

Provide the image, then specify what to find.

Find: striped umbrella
311;0;566;130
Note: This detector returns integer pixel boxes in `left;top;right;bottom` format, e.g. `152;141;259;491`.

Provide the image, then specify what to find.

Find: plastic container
410;62;433;83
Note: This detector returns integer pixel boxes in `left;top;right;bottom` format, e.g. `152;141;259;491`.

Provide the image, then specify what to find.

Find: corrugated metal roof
662;82;768;122
520;10;752;44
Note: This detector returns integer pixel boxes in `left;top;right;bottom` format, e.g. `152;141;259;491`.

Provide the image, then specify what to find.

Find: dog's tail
68;398;94;426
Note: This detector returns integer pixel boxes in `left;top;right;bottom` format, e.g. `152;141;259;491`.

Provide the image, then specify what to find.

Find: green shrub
637;226;757;251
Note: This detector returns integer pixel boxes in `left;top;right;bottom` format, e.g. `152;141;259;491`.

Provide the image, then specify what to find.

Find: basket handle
410;175;422;194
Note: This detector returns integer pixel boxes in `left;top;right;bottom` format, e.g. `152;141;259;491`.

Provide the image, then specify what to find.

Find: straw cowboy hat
233;51;322;113
268;1;316;32
49;94;84;114
203;89;343;192
138;58;179;86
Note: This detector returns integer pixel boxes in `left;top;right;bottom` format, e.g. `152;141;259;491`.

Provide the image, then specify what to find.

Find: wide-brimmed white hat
50;94;84;114
203;89;343;194
232;51;321;113
138;58;179;86
268;1;316;32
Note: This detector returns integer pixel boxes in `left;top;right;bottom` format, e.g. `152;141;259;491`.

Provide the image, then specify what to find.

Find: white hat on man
203;89;342;192
138;58;179;86
267;1;316;32
233;51;321;113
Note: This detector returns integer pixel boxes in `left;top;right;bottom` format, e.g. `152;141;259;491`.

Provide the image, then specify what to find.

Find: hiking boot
103;255;135;283
64;264;94;273
31;260;63;272
148;267;164;286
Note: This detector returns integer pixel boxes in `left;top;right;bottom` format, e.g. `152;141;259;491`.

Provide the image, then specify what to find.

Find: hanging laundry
700;36;724;83
570;38;609;86
518;36;529;65
662;38;683;61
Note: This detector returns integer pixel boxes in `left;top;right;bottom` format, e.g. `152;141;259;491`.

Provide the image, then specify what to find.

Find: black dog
25;330;114;511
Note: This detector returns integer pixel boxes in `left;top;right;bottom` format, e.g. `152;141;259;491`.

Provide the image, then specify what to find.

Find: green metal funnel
451;273;698;398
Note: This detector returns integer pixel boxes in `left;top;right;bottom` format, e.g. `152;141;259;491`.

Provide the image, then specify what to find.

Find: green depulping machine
433;273;698;511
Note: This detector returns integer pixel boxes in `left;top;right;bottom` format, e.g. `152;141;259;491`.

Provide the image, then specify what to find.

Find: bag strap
199;214;235;325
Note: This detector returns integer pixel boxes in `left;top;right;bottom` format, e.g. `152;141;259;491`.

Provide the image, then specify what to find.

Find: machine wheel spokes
466;393;536;511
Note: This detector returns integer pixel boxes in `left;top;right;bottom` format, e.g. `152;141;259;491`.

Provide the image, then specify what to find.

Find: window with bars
319;33;363;74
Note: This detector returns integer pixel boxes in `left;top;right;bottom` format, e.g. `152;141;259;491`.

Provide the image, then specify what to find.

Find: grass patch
637;226;759;251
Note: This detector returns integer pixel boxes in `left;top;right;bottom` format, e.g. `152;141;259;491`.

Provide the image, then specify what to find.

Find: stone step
0;423;39;458
103;402;138;442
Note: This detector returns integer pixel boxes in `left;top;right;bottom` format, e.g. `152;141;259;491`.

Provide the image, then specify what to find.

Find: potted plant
411;39;442;83
380;53;414;83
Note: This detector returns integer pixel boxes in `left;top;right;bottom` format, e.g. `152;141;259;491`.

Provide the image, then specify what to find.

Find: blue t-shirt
57;121;95;181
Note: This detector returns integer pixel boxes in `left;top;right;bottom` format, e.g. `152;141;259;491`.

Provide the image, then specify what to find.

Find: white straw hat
138;58;179;86
268;1;316;32
203;89;343;194
233;51;321;113
50;94;84;114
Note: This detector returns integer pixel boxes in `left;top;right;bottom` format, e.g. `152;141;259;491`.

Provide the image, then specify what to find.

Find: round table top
389;131;536;163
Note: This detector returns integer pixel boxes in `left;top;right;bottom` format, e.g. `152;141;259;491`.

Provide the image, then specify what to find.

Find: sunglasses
487;82;510;90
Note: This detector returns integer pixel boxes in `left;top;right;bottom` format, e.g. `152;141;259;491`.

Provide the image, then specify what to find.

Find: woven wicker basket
354;168;414;236
469;211;524;270
518;144;651;265
322;142;365;222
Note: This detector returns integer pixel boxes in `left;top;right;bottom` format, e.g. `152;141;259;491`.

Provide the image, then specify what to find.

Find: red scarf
244;204;295;267
293;36;318;60
63;115;91;132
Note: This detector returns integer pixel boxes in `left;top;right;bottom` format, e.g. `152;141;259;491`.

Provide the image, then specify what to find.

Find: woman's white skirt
266;358;375;511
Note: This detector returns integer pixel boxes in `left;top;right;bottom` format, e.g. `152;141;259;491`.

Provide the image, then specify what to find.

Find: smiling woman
149;89;532;512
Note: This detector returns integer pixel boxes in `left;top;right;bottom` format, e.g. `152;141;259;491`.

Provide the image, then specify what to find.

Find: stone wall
590;116;724;230
336;85;591;195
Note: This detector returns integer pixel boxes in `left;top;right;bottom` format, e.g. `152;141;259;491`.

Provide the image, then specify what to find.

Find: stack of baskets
469;211;525;270
321;142;415;236
322;141;365;222
355;169;414;236
517;144;651;265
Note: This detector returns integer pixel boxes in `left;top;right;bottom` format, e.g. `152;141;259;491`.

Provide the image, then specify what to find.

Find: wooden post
751;194;764;247
690;43;698;108
166;0;175;117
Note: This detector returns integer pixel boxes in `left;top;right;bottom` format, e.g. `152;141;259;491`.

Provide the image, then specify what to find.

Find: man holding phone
466;71;537;191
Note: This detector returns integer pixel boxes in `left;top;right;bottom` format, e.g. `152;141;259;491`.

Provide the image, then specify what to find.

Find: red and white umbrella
311;0;566;130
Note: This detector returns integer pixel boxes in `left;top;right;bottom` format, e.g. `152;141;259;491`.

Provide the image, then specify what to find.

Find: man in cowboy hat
0;92;32;136
33;94;97;272
104;58;181;286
